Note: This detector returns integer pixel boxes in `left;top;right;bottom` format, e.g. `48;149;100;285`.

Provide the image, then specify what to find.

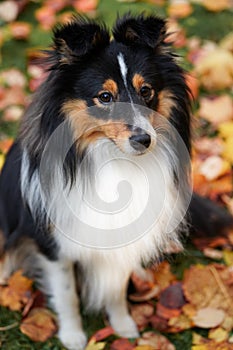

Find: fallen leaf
0;270;33;311
0;138;13;154
72;0;98;13
134;346;154;350
149;314;169;332
183;264;233;314
131;303;154;330
192;308;225;328
159;282;187;309
3;105;24;122
137;331;175;350
222;136;233;164
156;302;181;320
89;327;114;342
167;1;193;18
85;342;106;350
195;49;233;90
0;68;26;87
203;248;223;260
129;285;160;302
9;21;31;40
20;307;57;342
199;156;231;181
198;95;233;126
208;327;229;342
223;250;233;266
203;0;231;12
44;0;67;12
152;261;177;290
110;338;134;350
167;314;192;332
194;137;224;157
0;1;19;22
131;270;154;293
220;32;233;54
35;6;56;30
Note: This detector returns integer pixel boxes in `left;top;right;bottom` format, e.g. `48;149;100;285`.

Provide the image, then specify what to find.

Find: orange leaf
156;302;181;320
20;307;57;342
203;0;231;12
9;22;31;40
90;327;114;342
0;270;33;311
167;2;193;18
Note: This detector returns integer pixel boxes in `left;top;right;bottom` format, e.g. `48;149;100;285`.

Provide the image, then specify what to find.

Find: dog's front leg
40;257;87;350
105;272;139;339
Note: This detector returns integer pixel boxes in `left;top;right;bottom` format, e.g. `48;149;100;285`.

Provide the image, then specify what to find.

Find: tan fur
132;73;145;92
62;99;133;152
103;79;118;96
157;89;176;119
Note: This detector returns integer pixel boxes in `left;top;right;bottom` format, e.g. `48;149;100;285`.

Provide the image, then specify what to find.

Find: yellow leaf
85;342;106;350
218;121;233;139
192;332;206;345
192;346;208;350
222;136;233;164
223;250;233;266
208;327;228;342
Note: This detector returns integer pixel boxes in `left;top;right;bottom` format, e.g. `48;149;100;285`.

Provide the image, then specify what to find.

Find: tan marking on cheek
62;99;103;149
103;79;118;96
157;89;176;119
62;100;132;151
132;73;145;92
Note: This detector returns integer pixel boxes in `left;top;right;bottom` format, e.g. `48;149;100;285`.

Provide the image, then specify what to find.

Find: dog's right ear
53;16;110;64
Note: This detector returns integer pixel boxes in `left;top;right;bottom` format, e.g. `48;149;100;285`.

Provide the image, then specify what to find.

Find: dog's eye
98;92;113;104
140;86;152;100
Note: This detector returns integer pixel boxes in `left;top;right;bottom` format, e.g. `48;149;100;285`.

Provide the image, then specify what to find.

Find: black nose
129;133;151;151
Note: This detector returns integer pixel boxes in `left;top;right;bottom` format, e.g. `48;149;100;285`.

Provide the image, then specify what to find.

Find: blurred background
0;1;233;349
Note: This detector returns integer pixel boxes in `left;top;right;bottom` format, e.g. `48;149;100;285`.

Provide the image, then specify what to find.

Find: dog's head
40;14;190;156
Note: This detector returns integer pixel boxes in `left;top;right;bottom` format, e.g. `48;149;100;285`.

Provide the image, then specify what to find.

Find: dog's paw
111;315;139;339
58;328;87;350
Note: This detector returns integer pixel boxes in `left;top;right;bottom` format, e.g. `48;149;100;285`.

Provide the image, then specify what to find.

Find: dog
0;14;232;350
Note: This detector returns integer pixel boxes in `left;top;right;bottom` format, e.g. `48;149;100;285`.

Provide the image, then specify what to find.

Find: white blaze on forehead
117;53;128;87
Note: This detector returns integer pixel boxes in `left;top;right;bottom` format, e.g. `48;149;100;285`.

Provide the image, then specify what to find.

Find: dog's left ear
113;14;166;49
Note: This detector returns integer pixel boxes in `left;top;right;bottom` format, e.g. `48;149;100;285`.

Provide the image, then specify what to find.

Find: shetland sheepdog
0;14;232;350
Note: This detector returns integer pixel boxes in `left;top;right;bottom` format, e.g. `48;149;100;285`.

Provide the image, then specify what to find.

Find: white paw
110;315;139;339
58;328;87;350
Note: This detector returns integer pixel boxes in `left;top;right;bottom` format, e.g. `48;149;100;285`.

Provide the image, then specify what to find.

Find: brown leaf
159;282;186;309
152;262;177;291
20;307;57;342
89;327;114;342
183;264;233;315
131;270;154;294
137;331;175;350
129;285;160;302
194;137;224;157
156;302;181;320
110;338;134;350
149;314;168;332
130;303;154;330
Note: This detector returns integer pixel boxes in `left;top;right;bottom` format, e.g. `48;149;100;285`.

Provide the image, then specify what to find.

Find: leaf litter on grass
0;0;233;349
